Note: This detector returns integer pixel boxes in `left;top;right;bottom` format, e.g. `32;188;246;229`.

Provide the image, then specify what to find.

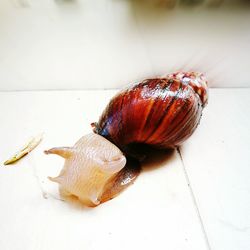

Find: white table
0;89;249;250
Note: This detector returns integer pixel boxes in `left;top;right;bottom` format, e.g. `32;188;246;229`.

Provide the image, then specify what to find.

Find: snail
45;71;208;207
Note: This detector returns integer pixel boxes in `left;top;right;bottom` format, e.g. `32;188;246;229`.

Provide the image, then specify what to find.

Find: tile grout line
177;147;212;250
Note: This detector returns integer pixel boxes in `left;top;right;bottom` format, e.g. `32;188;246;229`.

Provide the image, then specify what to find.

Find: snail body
45;133;133;206
45;71;208;207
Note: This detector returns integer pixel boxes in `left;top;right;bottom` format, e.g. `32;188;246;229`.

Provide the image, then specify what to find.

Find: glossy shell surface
94;72;208;151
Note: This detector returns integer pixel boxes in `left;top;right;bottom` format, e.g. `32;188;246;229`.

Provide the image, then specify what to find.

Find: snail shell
46;71;208;207
93;71;208;152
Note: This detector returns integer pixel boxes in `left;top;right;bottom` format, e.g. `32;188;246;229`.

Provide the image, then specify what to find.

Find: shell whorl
94;72;208;152
167;71;208;107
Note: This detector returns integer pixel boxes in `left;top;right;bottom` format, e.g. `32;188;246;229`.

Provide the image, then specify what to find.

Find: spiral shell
93;72;208;152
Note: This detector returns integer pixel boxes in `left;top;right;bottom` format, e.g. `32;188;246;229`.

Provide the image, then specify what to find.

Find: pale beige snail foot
45;133;140;207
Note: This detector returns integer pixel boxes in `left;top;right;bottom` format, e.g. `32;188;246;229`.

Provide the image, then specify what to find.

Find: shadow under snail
45;71;208;207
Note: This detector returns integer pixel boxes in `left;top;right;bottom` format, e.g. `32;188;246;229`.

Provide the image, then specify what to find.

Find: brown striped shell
93;71;208;153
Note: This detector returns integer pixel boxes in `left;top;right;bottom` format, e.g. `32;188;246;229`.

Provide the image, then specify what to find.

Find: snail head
45;134;126;206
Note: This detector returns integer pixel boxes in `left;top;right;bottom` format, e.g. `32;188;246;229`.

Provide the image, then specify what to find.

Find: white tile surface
1;89;250;250
180;89;250;250
0;90;208;250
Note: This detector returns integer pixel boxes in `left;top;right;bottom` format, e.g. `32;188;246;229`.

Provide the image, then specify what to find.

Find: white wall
0;0;249;90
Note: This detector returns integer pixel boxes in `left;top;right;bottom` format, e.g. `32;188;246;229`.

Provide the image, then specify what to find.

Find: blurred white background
0;0;249;90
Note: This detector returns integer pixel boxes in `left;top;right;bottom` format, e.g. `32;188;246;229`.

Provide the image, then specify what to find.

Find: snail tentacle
44;147;74;159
